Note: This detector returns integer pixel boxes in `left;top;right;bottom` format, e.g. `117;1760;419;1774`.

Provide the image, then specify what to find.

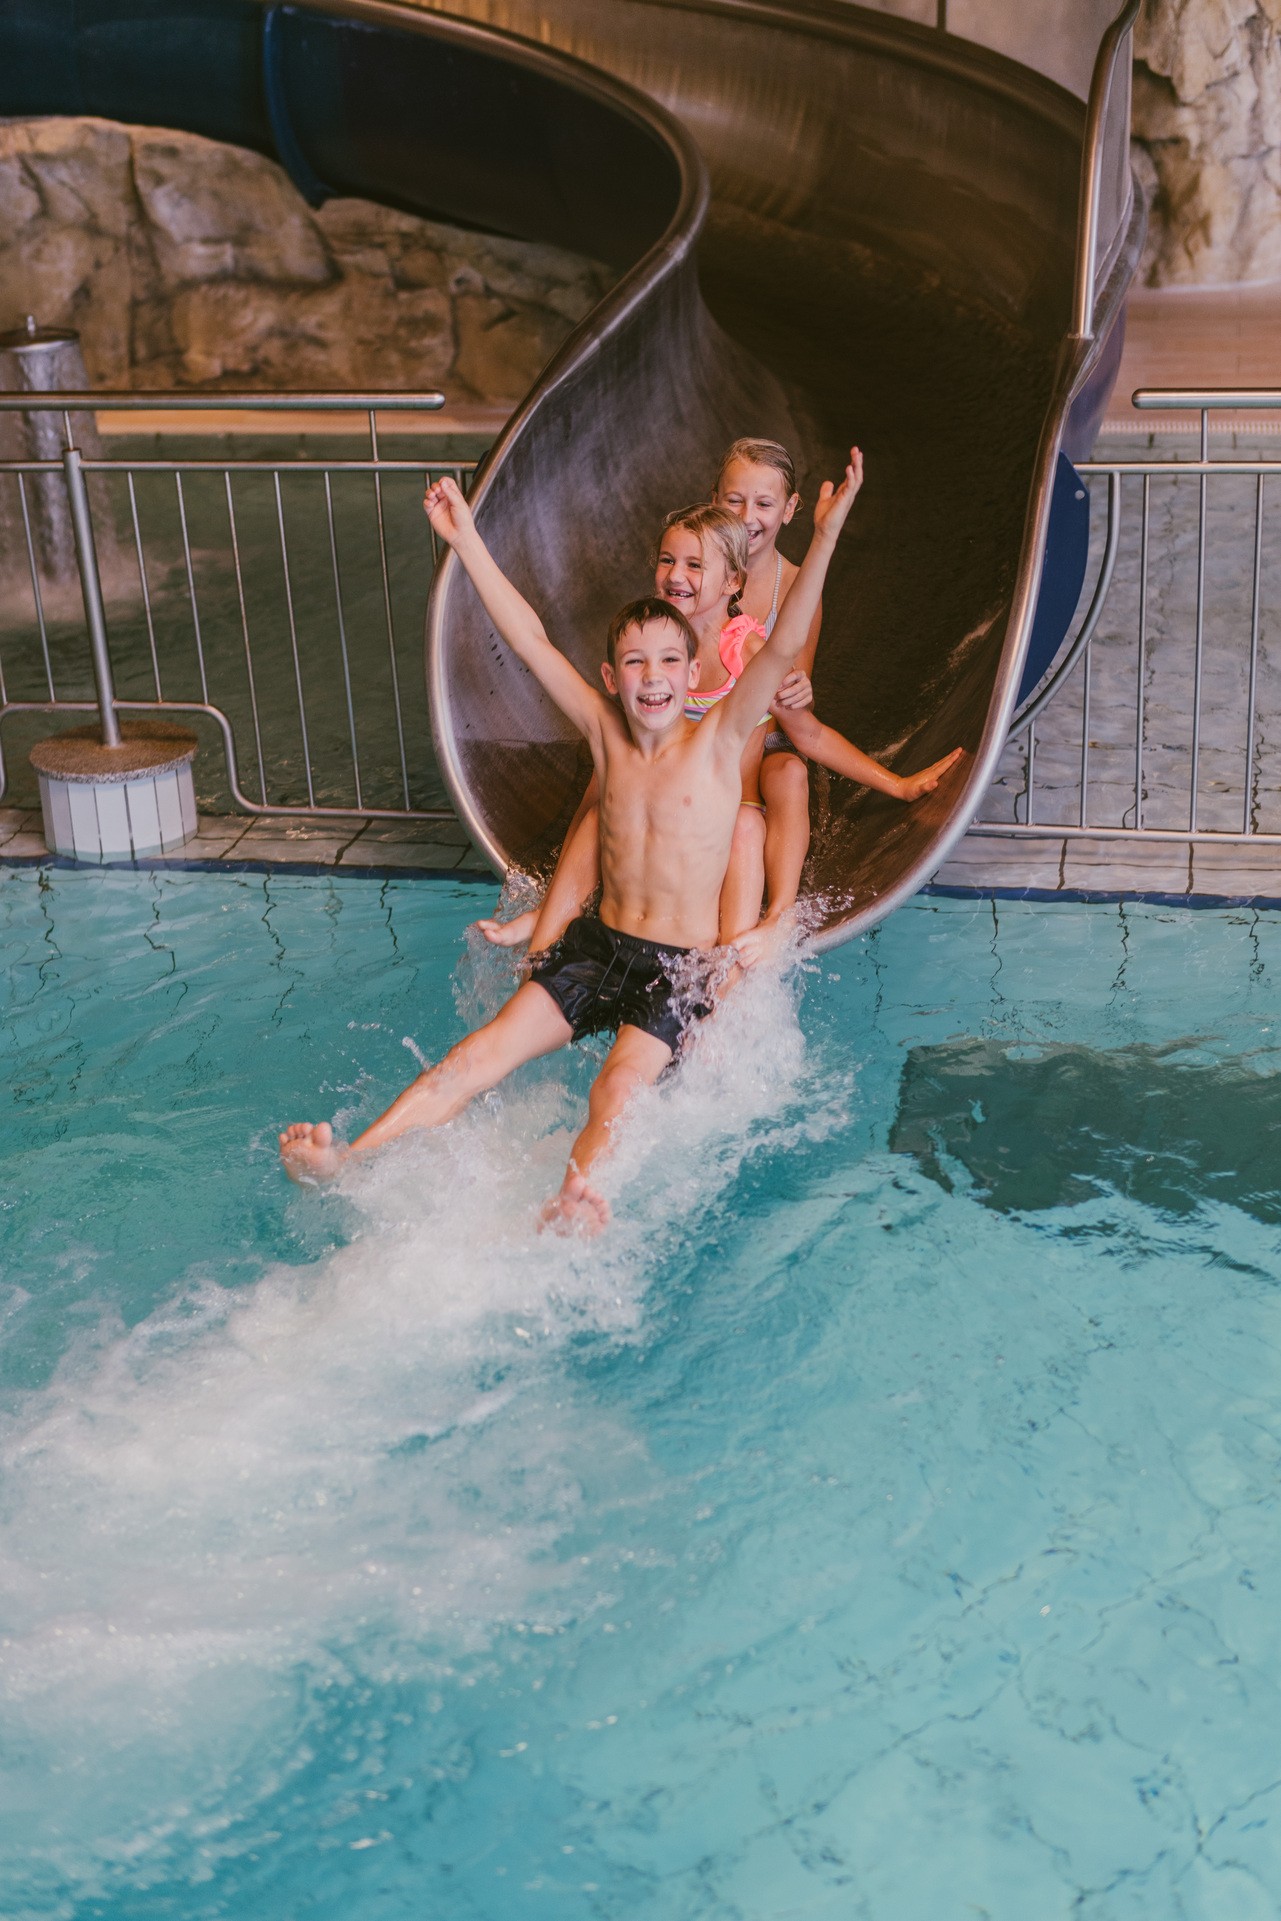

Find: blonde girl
713;438;961;959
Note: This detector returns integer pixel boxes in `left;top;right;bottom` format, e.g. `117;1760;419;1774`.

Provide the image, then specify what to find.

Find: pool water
4;869;1281;1921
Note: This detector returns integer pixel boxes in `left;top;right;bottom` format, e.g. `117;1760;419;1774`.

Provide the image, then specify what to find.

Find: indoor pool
4;868;1281;1921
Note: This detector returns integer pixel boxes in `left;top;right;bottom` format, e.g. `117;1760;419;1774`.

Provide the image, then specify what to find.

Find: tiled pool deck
0;808;489;875
4;804;1280;906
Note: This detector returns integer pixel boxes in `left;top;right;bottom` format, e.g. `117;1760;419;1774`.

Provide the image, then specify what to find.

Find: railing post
61;441;121;749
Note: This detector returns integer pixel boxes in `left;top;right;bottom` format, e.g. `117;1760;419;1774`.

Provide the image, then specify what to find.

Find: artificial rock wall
1134;0;1281;286
0;116;615;398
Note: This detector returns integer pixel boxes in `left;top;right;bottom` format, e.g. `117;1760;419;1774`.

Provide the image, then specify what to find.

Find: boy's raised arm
425;477;607;742
717;449;863;754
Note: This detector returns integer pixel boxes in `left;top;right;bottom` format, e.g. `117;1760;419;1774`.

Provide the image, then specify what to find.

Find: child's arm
797;599;823;679
425;477;608;744
716;451;863;754
773;707;965;801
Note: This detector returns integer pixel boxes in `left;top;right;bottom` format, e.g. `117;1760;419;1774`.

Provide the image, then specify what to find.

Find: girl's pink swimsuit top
683;615;768;721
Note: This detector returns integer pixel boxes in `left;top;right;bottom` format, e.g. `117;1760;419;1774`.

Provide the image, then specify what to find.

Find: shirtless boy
279;452;863;1232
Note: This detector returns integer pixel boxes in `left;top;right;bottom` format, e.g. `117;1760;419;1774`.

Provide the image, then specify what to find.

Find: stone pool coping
0;808;493;877
3;807;1281;909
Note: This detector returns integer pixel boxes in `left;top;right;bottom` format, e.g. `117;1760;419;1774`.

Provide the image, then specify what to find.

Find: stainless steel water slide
420;0;1143;944
2;0;1142;945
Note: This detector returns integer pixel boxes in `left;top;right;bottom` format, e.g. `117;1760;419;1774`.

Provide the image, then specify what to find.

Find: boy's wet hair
655;503;749;611
606;596;697;667
714;436;801;507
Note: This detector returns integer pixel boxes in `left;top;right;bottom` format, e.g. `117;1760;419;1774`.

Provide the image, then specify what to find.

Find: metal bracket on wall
262;7;332;207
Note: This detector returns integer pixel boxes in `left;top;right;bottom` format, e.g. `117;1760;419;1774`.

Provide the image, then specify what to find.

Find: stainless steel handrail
1071;0;1140;341
0;392;445;411
1134;390;1281;410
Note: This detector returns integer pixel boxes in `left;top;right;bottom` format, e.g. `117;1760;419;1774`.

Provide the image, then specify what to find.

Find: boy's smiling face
601;616;699;738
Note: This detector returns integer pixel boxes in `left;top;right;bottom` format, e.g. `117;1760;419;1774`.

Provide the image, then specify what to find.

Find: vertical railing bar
324;470;364;811
174;470;209;703
425;466;442;568
370;422;412;808
224;471;267;806
62;444;120;747
126;471;162;700
1025;719;1037;826
1135;472;1149;830
1078;630;1092;831
16;473;55;700
1189;457;1207;831
1244;471;1264;835
273;468;316;808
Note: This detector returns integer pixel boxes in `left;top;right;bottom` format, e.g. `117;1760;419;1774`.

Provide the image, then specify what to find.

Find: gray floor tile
220;837;349;865
339;841;462;869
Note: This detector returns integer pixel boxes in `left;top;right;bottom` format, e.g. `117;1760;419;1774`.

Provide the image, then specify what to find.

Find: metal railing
0;391;476;820
976;391;1281;848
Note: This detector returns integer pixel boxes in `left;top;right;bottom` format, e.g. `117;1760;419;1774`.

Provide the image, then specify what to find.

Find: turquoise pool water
4;870;1281;1920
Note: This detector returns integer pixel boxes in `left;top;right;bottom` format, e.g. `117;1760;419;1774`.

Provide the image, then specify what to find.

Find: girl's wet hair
714;437;800;506
656;503;750;614
606;595;697;666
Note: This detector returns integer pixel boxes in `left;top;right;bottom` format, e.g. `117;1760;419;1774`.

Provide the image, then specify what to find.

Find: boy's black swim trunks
528;916;716;1054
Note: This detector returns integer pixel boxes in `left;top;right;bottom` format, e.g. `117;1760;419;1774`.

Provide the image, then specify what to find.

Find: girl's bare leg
734;753;811;967
762;750;811;917
717;804;767;945
279;982;572;1181
476;776;600;951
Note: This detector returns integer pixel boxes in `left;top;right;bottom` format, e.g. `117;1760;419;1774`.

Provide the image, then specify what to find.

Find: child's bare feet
474;909;538;948
279;1120;348;1183
540;1170;611;1236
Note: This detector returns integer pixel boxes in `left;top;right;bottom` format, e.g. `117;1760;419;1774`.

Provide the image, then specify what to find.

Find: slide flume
2;0;1142;947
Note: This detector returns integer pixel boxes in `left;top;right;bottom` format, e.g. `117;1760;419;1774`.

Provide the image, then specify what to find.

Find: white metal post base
30;721;198;862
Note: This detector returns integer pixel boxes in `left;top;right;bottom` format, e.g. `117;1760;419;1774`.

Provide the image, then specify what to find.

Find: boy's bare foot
475;909;538;948
539;1170;611;1236
279;1120;348;1183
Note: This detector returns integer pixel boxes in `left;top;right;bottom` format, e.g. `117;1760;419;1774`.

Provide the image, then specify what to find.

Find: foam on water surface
3;872;1281;1919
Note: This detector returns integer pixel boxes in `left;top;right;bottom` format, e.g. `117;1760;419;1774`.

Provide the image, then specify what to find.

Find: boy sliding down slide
279;452;863;1232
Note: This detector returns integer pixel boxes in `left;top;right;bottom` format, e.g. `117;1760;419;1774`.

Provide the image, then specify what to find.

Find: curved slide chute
1;0;1142;947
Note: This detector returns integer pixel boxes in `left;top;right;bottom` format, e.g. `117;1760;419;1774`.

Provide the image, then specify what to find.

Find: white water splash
0;941;847;1907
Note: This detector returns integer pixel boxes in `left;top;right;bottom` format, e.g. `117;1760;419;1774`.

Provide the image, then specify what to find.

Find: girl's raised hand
423;474;475;547
812;447;864;542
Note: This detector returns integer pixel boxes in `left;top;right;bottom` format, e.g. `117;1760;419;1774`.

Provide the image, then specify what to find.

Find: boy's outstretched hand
812;447;864;542
423;474;475;548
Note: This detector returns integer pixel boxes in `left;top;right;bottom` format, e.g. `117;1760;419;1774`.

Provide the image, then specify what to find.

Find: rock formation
0;116;615;398
1133;0;1281;285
